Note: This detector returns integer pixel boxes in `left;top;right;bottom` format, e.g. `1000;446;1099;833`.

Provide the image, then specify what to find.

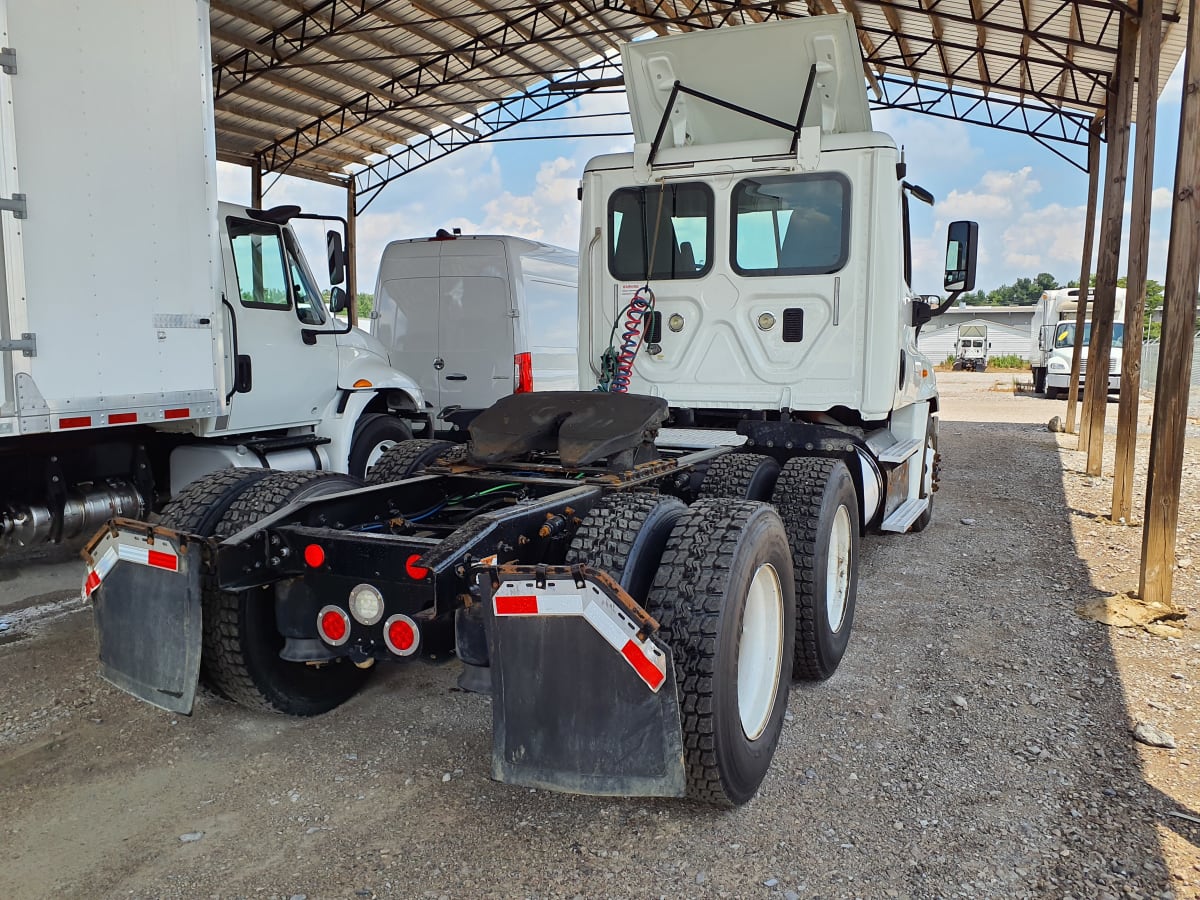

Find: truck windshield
608;183;712;281
1053;323;1125;349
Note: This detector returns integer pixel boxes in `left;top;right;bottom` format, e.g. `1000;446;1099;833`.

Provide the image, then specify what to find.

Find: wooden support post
1065;120;1103;435
1112;0;1163;523
1082;14;1137;475
347;176;358;328
1139;0;1200;605
250;154;263;210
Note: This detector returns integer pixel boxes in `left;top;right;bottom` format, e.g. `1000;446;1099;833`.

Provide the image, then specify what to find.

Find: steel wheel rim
364;440;399;471
826;505;852;633
737;562;785;741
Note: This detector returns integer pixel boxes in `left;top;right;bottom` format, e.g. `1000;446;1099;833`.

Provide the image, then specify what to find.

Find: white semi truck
0;0;424;551
1031;287;1126;398
952;323;989;371
87;16;977;806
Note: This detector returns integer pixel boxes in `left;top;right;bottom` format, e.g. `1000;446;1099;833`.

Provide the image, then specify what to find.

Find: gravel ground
0;372;1196;900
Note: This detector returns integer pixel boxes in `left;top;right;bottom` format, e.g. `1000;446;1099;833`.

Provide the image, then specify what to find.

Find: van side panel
375;245;441;409
517;251;579;392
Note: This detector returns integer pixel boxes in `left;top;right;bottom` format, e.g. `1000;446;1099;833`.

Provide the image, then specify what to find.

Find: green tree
357;292;374;320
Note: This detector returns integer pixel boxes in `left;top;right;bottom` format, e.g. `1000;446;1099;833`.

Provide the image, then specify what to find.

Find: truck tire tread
646;498;795;806
206;471;367;715
565;492;686;602
367;439;461;485
697;453;780;502
158;467;274;536
771;456;859;680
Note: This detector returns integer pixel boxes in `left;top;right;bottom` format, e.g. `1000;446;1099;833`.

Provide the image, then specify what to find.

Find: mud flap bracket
85;520;205;715
484;566;687;798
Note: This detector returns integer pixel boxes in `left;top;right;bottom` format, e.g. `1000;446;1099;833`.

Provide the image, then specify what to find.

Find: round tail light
383;614;420;657
317;606;351;646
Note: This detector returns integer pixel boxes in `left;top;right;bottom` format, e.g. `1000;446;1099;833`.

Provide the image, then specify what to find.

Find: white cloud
1151;186;1173;210
921;164;1172;290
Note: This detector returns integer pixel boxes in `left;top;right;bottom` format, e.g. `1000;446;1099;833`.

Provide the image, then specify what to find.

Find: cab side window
228;218;291;310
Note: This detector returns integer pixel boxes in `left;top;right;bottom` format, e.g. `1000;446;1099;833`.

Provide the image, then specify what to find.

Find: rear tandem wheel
204;471;370;716
771;457;861;681
646;499;796;806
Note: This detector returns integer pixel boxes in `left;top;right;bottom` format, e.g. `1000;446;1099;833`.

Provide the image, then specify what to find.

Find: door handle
445;374;468;381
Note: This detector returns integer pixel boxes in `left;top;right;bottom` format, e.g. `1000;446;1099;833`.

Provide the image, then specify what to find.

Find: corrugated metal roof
209;0;1190;194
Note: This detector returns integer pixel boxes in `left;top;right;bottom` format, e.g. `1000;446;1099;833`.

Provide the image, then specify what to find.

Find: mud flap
84;522;204;715
484;567;687;798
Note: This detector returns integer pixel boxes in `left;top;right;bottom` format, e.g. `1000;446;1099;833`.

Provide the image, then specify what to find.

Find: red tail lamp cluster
316;605;350;646
384;614;420;656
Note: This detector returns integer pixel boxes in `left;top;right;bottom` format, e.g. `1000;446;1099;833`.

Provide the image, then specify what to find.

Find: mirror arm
932;290;963;317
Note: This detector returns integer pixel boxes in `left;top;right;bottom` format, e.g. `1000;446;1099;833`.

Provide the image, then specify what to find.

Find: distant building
918;304;1036;362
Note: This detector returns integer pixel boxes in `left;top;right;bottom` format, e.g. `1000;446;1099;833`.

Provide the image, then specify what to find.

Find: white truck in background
952;323;989;371
371;233;578;434
1031;287;1126;398
0;0;424;551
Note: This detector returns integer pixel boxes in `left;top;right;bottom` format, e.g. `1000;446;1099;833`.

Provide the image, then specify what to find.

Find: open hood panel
622;15;871;150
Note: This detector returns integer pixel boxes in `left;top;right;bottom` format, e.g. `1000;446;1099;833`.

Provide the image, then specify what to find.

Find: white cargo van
371;234;578;431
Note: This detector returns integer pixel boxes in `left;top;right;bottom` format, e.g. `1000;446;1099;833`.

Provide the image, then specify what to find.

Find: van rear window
608;183;712;281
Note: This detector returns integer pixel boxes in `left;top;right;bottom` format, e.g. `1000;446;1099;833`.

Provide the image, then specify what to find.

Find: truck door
221;216;339;432
437;245;515;413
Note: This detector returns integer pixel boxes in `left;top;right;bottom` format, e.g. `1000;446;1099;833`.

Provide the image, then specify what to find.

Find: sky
216;53;1188;301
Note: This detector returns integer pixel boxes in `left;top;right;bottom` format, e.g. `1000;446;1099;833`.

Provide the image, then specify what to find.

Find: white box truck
371;233;578;433
1031;287;1126;398
0;0;424;551
87;15;978;806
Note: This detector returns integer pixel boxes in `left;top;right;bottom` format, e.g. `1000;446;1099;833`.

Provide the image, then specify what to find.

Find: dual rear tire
569;493;796;806
160;469;369;716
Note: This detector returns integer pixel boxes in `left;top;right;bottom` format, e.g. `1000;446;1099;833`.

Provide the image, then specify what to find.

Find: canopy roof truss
209;0;1189;206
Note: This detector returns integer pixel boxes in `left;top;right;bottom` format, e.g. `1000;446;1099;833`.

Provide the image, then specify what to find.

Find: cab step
876;437;922;464
879;497;928;533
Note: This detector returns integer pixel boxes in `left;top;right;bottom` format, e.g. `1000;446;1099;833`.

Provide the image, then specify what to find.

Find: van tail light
514;352;533;394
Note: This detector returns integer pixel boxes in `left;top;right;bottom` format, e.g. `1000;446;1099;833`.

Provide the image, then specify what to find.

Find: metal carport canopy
209;0;1190;211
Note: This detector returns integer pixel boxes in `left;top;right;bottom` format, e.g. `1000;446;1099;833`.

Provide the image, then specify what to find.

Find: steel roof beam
254;0;651;173
350;55;625;212
212;0;390;99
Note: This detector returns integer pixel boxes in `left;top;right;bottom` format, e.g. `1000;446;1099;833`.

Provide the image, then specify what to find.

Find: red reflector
304;544;326;567
387;618;415;652
60;416;92;429
514;352;533;394
320;609;347;643
147;549;178;572
494;594;538;615
164;407;190;420
405;554;429;580
621;640;665;690
108;412;137;425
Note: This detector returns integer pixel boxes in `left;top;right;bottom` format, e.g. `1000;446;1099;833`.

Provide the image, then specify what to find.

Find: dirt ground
0;372;1197;900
